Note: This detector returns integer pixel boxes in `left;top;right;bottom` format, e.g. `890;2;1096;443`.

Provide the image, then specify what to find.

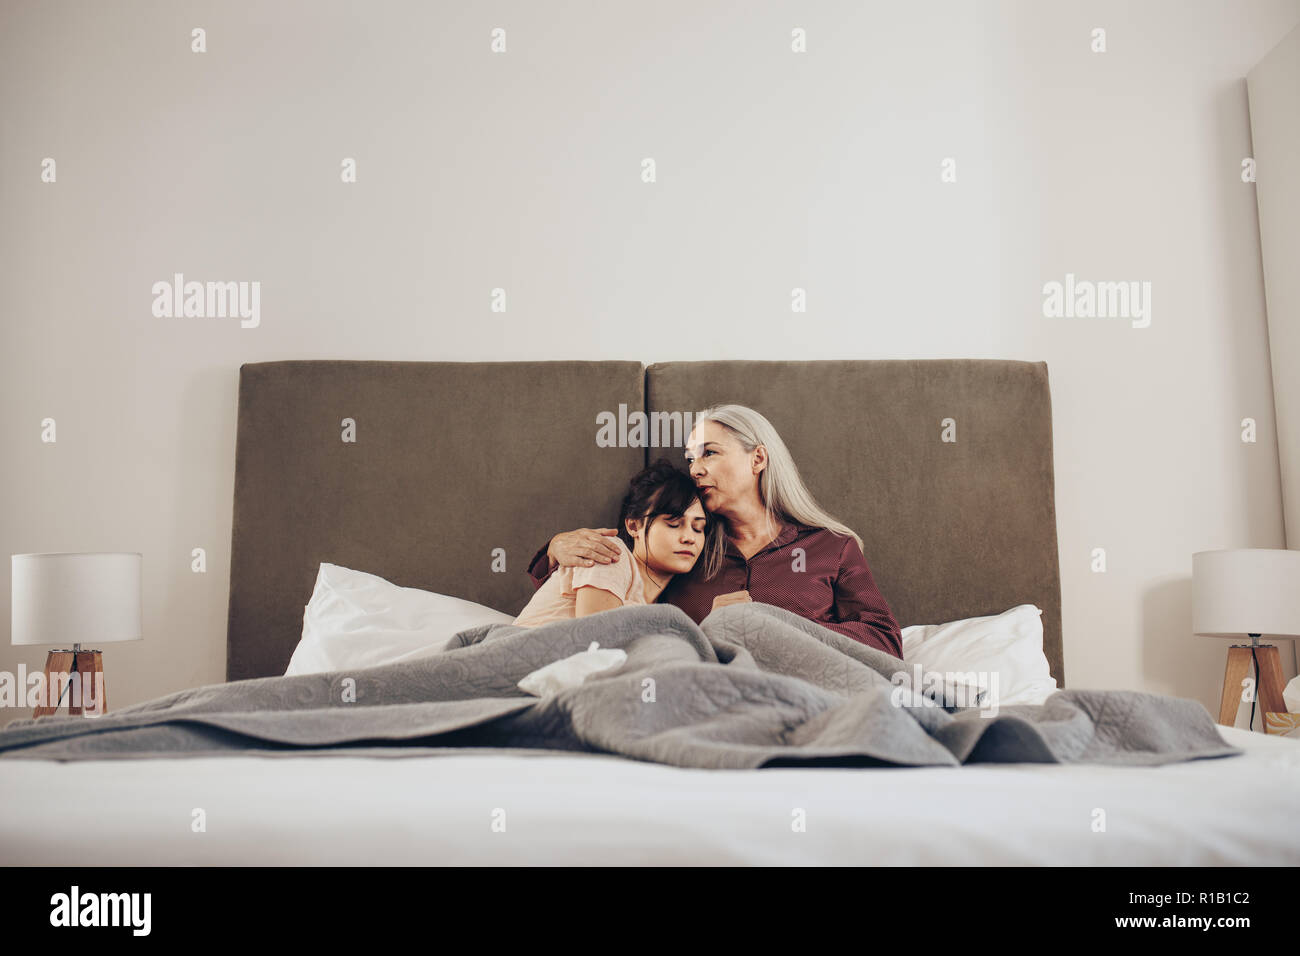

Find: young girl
513;460;718;626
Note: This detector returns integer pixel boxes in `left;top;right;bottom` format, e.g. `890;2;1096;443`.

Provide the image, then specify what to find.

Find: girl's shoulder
568;535;636;584
601;535;637;575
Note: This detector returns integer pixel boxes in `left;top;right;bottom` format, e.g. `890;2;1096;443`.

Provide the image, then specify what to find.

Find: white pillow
284;563;515;676
900;604;1058;706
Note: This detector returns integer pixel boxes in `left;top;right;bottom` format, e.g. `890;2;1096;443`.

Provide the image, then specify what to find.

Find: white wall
2;0;1297;727
1250;24;1300;548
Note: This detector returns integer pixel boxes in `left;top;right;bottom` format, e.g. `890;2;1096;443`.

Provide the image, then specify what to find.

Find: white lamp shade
1192;549;1300;638
11;552;142;647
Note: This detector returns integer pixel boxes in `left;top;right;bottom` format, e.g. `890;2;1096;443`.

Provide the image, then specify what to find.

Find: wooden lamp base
32;649;107;718
1217;643;1287;731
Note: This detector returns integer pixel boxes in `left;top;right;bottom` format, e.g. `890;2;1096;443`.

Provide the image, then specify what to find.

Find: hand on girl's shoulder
570;536;634;589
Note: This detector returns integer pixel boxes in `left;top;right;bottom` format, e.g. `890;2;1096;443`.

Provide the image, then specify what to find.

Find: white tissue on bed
517;641;628;698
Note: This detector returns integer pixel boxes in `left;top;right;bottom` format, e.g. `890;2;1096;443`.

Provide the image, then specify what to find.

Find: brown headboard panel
226;360;644;681
226;359;1064;688
647;360;1064;687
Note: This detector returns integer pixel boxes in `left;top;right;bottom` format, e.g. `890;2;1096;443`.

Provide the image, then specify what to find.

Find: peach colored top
513;537;648;627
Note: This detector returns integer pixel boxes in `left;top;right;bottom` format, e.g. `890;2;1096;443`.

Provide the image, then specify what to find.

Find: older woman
525;404;903;659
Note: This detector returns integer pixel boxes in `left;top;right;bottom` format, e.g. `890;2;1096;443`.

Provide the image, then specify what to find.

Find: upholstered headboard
226;359;1064;686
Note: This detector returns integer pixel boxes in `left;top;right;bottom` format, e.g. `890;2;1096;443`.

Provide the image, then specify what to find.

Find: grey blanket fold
0;602;1241;768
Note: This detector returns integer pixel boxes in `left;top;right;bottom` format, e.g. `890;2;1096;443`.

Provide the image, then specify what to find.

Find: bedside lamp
1192;548;1300;732
11;552;142;718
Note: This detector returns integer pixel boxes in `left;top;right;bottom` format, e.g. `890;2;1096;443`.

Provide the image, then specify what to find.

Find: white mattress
2;725;1296;865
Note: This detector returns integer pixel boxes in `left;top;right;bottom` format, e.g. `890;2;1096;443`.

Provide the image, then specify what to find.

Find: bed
2;359;1297;866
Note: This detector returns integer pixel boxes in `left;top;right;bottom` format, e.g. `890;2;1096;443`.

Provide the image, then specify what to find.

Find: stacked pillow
284;563;514;676
901;604;1058;706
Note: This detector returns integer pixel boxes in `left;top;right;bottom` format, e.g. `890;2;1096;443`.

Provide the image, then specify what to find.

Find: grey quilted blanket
0;602;1241;767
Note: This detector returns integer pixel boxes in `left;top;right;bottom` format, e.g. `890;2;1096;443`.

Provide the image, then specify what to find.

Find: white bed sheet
2;725;1296;865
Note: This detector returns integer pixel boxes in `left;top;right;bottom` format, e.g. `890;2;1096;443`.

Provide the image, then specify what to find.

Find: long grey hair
690;403;864;579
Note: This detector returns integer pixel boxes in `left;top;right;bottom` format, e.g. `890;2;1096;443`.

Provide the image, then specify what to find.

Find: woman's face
684;419;763;517
627;498;708;576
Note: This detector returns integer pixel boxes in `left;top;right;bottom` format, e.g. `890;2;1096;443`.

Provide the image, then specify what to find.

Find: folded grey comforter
0;602;1241;767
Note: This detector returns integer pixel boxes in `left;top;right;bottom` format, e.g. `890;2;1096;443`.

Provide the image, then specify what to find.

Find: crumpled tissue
517;641;628;698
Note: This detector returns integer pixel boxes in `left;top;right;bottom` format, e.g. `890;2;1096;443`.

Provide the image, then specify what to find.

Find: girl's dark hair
616;459;713;556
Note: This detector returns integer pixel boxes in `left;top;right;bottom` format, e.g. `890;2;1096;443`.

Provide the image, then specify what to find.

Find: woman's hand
711;590;752;611
547;527;623;570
